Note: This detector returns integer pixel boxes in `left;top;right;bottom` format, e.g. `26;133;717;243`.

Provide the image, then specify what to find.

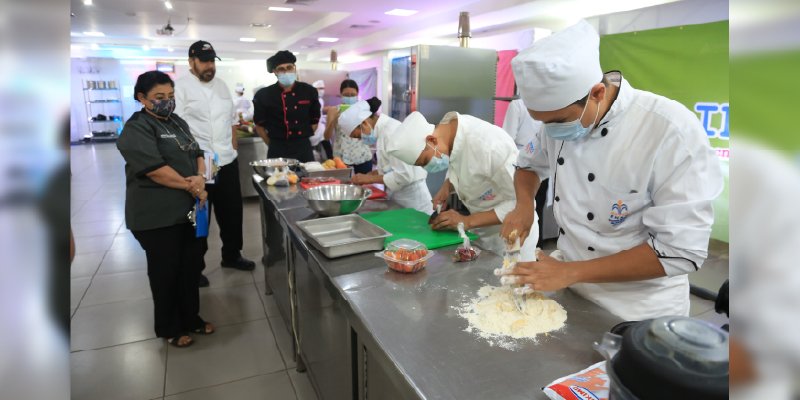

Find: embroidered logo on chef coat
524;140;535;154
160;133;177;138
608;200;629;226
479;188;496;201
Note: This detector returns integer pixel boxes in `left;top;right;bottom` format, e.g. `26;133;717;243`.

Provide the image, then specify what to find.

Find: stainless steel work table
254;176;622;399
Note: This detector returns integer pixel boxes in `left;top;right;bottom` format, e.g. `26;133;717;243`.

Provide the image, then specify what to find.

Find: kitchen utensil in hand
428;202;443;224
501;235;525;313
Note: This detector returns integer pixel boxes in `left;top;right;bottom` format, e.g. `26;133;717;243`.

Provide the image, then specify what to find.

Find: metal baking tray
295;214;391;258
301;167;353;183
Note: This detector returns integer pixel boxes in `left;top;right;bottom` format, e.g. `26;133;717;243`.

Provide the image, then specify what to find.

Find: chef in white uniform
499;20;723;321
310;80;327;150
338;99;433;214
233;84;252;122
387;110;539;256
502;98;542;151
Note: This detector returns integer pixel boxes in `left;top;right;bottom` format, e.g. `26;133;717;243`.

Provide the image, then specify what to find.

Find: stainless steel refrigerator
389;45;497;195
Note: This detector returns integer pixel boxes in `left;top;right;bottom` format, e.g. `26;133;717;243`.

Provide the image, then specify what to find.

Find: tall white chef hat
338;100;372;136
311;80;325;89
235;84;245;93
386;112;434;165
511;20;603;112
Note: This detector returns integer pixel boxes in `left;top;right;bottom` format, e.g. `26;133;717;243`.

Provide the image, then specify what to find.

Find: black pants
350;160;373;174
267;137;314;162
319;140;333;160
132;223;204;338
201;158;244;264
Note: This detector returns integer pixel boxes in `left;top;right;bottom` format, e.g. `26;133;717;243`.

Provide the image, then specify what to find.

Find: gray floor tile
71;277;92;309
164;371;296;400
287;369;318;400
71;251;105;279
695;309;729;329
71;338;166;400
198;284;268;328
203;265;255;289
74;234;116;254
269;316;295;370
72;220;124;238
108;231;145;253
81;270;152;307
71;297;156;351
256;283;281;318
164;319;285;395
72;207;127;223
689;295;715;316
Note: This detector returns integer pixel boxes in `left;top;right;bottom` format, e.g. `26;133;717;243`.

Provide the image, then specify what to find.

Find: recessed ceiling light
164;1;173;10
83;0;92;5
167;47;174;52
70;32;82;36
90;43;100;50
240;37;256;42
250;23;272;28
268;6;293;12
317;37;339;43
83;31;105;37
142;45;150;51
384;9;418;17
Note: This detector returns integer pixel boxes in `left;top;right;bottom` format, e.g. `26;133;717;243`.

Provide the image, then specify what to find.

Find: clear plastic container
376;239;433;273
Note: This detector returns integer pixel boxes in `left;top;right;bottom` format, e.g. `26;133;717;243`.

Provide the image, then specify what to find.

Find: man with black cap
176;40;256;287
252;50;321;162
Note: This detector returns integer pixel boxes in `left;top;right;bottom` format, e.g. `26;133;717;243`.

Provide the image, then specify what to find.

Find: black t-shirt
252;81;321;141
117;110;204;231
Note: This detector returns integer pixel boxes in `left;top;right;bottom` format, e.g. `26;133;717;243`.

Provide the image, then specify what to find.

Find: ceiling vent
285;0;317;5
349;24;372;29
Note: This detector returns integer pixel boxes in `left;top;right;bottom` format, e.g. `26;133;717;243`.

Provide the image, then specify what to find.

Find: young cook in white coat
499;20;723;321
338;98;433;215
387;110;539;256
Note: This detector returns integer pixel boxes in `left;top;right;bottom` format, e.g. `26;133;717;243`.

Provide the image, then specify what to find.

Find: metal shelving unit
83;81;124;142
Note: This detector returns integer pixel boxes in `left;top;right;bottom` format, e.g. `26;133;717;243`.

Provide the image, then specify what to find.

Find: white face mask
317;89;325;97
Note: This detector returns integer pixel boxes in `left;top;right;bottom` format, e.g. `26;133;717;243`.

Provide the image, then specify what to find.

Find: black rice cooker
602;316;729;400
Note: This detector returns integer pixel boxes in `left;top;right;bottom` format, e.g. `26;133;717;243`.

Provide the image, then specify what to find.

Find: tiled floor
70;143;318;400
70;142;729;400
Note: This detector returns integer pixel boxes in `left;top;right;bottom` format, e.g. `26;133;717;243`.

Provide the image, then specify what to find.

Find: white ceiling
70;0;682;62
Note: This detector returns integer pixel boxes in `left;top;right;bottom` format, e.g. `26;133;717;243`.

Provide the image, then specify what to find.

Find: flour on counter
458;285;567;349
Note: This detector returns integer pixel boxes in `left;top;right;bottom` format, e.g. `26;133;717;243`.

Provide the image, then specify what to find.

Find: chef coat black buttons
555;196;560;202
588;173;595;182
601;128;608;137
557;157;564;165
559;227;565;235
588;246;595;251
587;212;594;221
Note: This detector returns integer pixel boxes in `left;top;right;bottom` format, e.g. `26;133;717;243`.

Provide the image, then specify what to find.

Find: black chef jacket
253;81;321;141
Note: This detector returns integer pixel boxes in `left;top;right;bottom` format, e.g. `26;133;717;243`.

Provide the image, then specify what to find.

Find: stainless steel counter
254;175;622;400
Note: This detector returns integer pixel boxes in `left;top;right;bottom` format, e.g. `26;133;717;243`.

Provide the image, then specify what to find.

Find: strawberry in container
376;239;434;273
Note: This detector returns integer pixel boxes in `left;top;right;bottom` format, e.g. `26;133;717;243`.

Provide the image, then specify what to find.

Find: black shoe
198;274;210;287
221;256;256;271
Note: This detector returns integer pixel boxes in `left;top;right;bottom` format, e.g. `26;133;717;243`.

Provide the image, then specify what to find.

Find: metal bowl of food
250;158;299;178
302;184;372;217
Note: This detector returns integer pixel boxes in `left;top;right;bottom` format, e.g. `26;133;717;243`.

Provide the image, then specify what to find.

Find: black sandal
167;335;194;348
192;322;215;335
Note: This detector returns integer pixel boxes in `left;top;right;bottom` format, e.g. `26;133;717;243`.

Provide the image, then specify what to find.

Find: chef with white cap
339;98;433;214
233;84;252;122
498;20;723;321
386;110;539;256
309;80;332;158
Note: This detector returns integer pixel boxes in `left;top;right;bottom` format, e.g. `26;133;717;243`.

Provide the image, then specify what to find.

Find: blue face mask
543;96;600;141
360;122;377;145
277;72;296;87
341;96;358;105
423;143;449;173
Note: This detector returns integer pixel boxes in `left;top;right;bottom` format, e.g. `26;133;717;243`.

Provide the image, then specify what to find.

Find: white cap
386;111;434;165
311;80;325;89
235;84;245;92
511;20;602;112
338;100;372;136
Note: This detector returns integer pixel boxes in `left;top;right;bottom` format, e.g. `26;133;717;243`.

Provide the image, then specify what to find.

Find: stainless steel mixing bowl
250;158;299;178
302;184;372;216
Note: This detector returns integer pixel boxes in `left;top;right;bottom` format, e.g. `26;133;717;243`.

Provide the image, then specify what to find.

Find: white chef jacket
374;114;433;214
234;94;253;122
443;112;528;255
502;99;543;151
515;72;724;321
175;73;237;166
310;97;326;147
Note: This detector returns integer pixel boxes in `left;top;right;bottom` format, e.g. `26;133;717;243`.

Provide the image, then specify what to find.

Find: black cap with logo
188;40;221;62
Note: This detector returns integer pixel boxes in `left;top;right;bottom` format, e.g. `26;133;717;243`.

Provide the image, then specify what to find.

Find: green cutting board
360;208;478;250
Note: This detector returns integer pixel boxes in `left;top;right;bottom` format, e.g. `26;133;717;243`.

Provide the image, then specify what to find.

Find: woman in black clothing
116;71;215;348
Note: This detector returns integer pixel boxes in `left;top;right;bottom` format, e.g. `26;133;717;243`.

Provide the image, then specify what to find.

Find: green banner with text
599;21;729;242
